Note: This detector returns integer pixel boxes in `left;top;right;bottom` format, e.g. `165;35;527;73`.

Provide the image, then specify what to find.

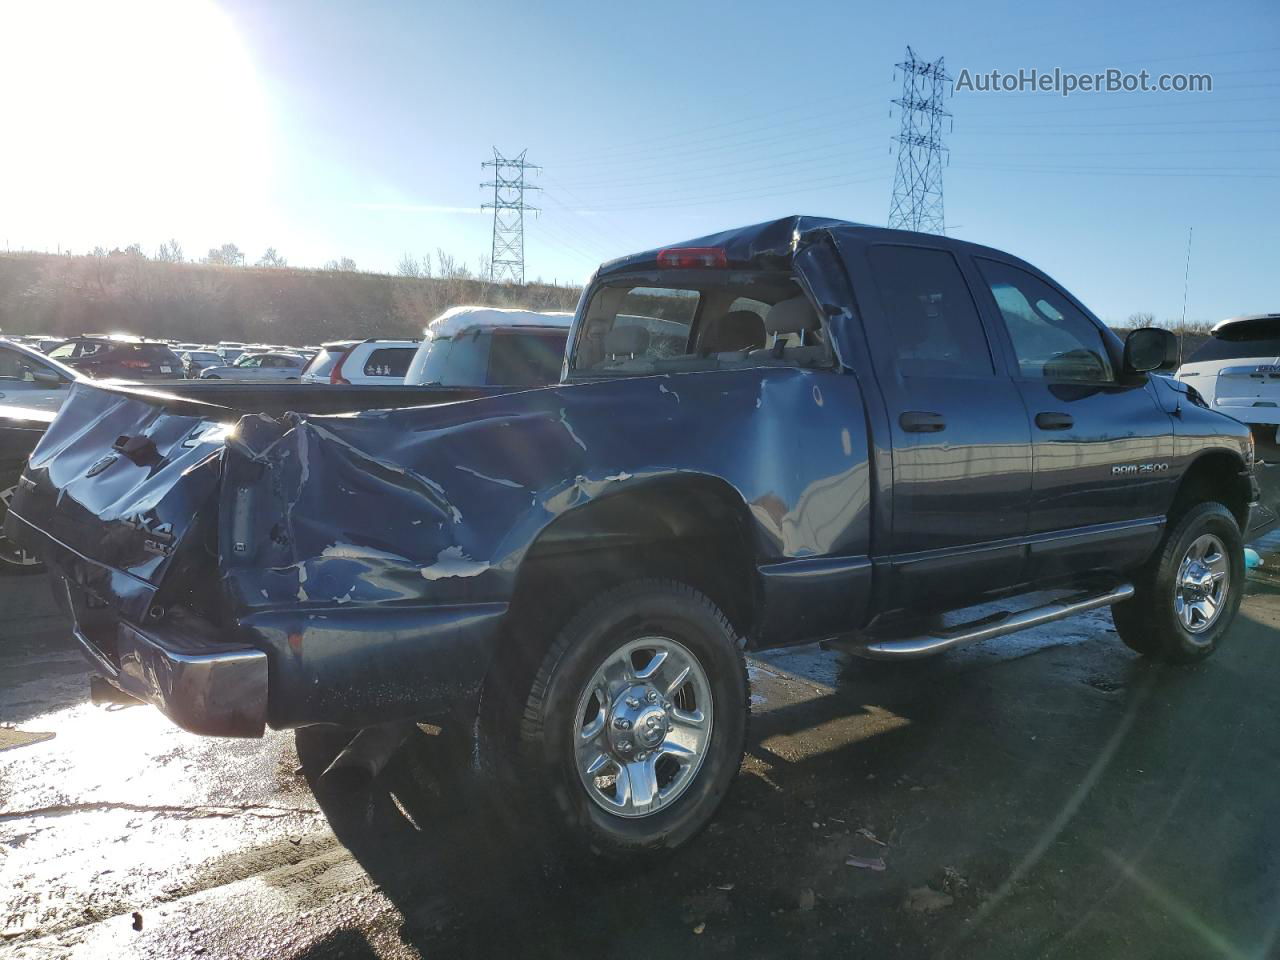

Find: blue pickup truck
6;216;1262;859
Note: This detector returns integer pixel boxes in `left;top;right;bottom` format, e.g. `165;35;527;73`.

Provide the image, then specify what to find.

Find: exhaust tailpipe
320;722;415;789
90;675;143;707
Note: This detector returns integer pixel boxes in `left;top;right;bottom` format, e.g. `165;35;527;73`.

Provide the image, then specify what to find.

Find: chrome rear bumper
67;582;268;738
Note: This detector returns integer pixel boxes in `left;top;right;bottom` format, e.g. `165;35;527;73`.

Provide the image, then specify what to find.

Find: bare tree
397;253;421;278
123;243;146;259
420;251;434;279
1128;312;1156;327
156;238;184;263
205;243;245;267
324;257;358;272
257;247;287;268
435;248;458;279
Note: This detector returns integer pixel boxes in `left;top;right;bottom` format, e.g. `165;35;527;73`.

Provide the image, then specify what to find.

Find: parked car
404;307;572;388
180;349;224;377
214;342;248;364
47;337;184;380
0;406;54;572
8;216;1262;861
1177;313;1280;443
0;338;79;412
199;351;308;381
301;339;418;384
20;336;69;354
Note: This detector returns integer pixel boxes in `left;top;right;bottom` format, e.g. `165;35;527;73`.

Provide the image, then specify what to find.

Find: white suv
1177;313;1280;442
300;339;419;385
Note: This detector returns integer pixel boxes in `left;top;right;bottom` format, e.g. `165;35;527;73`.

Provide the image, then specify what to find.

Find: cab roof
594;214;1039;279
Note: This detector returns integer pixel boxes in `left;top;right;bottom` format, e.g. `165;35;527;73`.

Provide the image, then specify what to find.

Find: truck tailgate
5;382;234;621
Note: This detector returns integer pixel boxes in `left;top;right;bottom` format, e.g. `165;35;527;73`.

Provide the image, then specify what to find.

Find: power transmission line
559;141;887;193
888;46;951;235
554;84;895;167
481;148;539;284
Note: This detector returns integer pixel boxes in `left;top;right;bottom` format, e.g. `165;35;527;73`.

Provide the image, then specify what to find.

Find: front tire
514;580;747;860
1112;502;1244;663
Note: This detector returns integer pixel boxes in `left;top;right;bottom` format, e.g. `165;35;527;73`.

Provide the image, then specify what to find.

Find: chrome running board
836;583;1135;660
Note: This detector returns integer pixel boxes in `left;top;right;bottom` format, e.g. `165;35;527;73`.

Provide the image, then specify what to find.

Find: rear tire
0;483;45;575
507;580;748;860
1112;502;1244;663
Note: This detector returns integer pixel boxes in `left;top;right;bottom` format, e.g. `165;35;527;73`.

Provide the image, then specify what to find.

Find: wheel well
1169;452;1251;532
503;478;759;665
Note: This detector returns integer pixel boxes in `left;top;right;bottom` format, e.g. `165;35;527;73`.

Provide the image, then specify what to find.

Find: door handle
899;411;946;433
1035;412;1074;431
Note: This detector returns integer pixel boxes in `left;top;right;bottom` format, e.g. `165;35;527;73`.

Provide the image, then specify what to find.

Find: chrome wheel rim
0;486;40;568
1174;533;1229;637
572;636;713;819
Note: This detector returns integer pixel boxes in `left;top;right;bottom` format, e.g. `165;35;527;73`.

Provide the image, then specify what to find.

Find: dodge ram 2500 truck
7;216;1262;859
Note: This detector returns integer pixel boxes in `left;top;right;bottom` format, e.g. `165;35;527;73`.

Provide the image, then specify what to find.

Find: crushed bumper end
70;593;268;738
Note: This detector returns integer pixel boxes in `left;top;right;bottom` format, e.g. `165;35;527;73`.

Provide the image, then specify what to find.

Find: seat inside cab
573;279;830;376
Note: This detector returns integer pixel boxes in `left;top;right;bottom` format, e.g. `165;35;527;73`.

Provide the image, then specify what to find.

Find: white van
404;307;572;388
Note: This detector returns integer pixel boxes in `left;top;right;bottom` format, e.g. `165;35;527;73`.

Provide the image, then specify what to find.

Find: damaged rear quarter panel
223;367;871;728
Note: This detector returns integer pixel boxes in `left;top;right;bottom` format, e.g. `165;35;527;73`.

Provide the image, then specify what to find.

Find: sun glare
0;0;271;251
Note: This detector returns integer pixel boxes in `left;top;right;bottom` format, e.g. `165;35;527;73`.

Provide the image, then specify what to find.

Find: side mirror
30;370;62;386
1124;327;1179;375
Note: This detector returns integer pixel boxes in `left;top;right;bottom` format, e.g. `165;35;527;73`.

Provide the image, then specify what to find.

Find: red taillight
656;246;727;269
329;349;352;385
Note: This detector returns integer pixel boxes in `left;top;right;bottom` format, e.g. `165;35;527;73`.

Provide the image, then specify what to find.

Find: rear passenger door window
865;246;995;377
363;348;414;378
975;259;1114;383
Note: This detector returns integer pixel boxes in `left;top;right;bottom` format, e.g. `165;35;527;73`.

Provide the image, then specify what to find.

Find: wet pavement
2;526;1279;958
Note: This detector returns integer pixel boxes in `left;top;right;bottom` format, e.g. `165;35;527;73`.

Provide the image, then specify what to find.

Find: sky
0;0;1276;325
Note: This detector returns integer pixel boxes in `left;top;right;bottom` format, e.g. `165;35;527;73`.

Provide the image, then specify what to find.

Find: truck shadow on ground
291;660;978;957
285;616;1280;960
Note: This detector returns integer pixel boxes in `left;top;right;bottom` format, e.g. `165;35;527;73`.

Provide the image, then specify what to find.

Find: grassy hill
0;251;582;346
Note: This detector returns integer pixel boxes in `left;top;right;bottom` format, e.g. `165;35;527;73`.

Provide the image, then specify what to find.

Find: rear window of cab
570;275;829;376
